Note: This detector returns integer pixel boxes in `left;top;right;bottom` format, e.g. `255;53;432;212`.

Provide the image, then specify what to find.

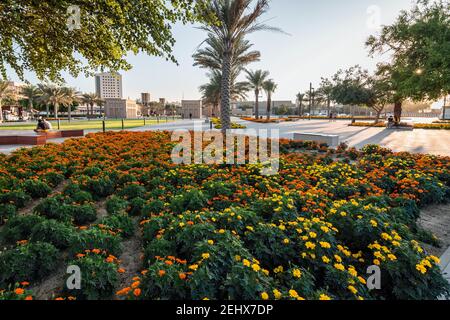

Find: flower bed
0;132;449;300
211;118;246;129
350;122;450;130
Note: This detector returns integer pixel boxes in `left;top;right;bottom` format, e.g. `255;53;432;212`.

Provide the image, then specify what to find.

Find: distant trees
246;70;270;119
81;93;103;118
262;79;278;120
296;92;305;117
0;81;13;123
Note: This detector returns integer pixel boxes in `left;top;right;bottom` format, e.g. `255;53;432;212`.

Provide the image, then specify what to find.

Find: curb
439;246;450;301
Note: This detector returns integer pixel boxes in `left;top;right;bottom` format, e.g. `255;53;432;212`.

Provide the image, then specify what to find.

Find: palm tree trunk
327;99;331;116
46;105;50;118
0;100;3;123
255;89;259;119
54;103;59;119
267;94;272;120
220;51;232;133
68;104;72;122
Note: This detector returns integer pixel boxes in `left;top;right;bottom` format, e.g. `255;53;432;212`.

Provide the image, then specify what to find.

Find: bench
0;130;84;146
293;133;340;147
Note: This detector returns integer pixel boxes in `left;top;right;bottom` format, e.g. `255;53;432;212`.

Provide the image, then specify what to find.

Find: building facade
95;72;123;99
181;100;202;119
104;99;138;119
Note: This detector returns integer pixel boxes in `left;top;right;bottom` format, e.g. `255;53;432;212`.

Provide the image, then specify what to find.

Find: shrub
119;184;146;200
0;204;16;225
34;196;70;222
0;242;59;286
65;253;119;300
1;215;46;243
43;172;65;188
70;229;122;256
30;220;77;249
65;204;97;226
0;190;31;209
106;195;129;215
22;180;52;199
99;214;135;238
170;189;208;214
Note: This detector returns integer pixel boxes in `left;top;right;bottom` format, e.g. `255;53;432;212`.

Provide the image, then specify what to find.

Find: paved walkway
1;118;449;156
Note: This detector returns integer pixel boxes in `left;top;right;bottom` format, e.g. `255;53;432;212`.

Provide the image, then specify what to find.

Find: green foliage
1;215;46;244
0;190;32;209
0;204;16;225
65;253;118;300
99;214;135;239
0;242;59;286
21;180;52;199
106;195;129;215
30;219;77;249
0;0;212;81
70;229;122;256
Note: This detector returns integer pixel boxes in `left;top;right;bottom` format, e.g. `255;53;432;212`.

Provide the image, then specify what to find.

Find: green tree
62;87;81;122
0;1;212;82
296;92;305;117
366;0;450;121
0;81;13;122
262;79;277;120
38;85;70;118
198;0;280;131
246;69;270;119
81;93;102;118
22;85;40;115
315;78;334;116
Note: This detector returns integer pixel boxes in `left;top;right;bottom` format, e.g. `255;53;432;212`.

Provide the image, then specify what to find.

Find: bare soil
419;203;450;257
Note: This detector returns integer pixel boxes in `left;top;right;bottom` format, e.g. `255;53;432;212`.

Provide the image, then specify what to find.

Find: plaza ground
1;117;449;156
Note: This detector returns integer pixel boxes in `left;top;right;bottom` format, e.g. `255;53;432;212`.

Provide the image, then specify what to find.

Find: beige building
105;98;138;119
95;72;123;99
182;100;203;119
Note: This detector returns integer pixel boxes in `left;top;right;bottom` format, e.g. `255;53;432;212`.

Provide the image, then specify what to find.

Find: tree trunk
327;98;331;116
266;94;272;120
68;104;72;122
0;100;3;123
375;110;381;124
300;102;303;117
394;100;402;124
255;89;259;119
220;50;232;133
54;103;58;119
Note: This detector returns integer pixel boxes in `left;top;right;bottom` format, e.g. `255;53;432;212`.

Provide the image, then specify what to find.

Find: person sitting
34;118;52;132
387;115;395;128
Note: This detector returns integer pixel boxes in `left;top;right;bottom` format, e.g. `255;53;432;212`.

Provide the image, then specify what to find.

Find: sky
8;0;417;102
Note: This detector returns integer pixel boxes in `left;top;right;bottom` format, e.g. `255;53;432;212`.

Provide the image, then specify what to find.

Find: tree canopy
0;0;212;82
366;0;450;102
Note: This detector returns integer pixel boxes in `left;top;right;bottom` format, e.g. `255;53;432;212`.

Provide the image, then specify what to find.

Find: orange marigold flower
25;296;33;300
158;270;166;277
179;273;187;280
133;288;141;297
14;288;25;295
118;268;126;274
116;287;131;296
20;281;30;287
131;281;140;289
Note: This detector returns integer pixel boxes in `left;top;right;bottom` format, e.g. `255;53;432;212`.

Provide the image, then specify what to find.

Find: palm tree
296;92;305;117
81;93;102;118
38;85;69;118
200;70;249;117
199;0;280;132
194;33;261;75
0;81;13;123
246;69;270;119
316;78;334;116
62;87;81;122
22;85;40;116
262;79;277;120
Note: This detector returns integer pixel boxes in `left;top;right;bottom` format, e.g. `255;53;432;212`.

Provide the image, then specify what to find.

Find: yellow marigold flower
289;290;299;298
252;264;261;272
274;266;284;274
207;240;214;245
243;259;251;267
416;264;427;274
283;238;290;244
202;253;210;260
218;229;225;234
429;256;440;264
370;220;378;227
387;254;397;261
261;292;269;300
322;256;330;264
373;259;381;266
334;263;345;271
279;225;286;231
334;255;342;263
246;226;254;232
189;264;199;271
392;241;401;247
348;267;358;277
309;232;317;239
348;285;358;295
358;276;366;285
273;289;282;300
305;242;316;250
319;241;331;249
262;269;270;276
320;226;330;233
319;294;332;300
235;255;241;262
292;269;302;278
340;212;347;217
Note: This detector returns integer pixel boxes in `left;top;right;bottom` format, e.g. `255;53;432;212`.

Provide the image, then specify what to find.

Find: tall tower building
95;72;123;99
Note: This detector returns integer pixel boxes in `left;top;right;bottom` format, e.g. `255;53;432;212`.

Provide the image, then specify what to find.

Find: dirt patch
117;218;143;291
29;255;68;300
419;203;450;257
